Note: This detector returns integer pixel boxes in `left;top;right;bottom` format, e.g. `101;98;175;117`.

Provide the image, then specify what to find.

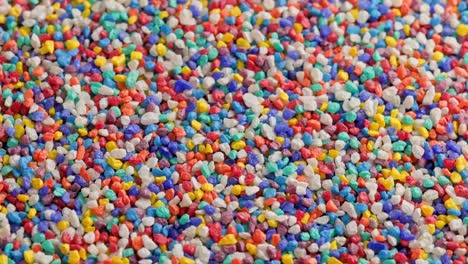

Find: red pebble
394;252;408;263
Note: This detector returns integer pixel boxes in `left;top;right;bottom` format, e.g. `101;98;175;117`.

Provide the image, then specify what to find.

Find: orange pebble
252;229;266;244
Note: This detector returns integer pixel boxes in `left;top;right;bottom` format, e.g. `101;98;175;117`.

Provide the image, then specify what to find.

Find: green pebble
155;207;170;218
360;67;375;82
33;233;45;243
310;228;320;239
223;255;234;264
110;106;121;117
168;0;177;8
228;150;237;160
283;164;297;175
273;42;283;52
337;132;350;142
159;114;167;123
254;260;265;264
126;70;138;88
423;178;434;188
295;104;305;114
50;260;61;264
382;260;396;264
345;111;357;122
174;29;184;39
359;171;371;180
105;190;117;201
232;133;244;141
6;138;18;148
410;187;422;199
53;187;66;197
198;55;208;66
392;141;406;152
349;137;359;149
208;48;218;61
310;84;322;92
0;166;13;175
123;248;134;257
437;175;451;186
345;81;358;94
179;214;189;225
358;259;370;264
361;232;371;241
41;240;54;254
327;102;340;114
423;119;433;129
255;72;266;81
196;37;206;46
266;162;279;173
401;115;414;125
90;82;102;94
301;232;311;241
373;51;382;61
201;164;210;177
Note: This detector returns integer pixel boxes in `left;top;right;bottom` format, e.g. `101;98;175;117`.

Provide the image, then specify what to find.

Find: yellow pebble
389;55;398;67
14;124;25;139
57;220;70;231
130;51;143;61
432;51;444;62
27;208;36;219
201;183;214;192
59;245;69;257
94;56;107;67
218;234;237;246
196;100;209;113
41;40;55;54
435;220;446;229
65;39;80;50
390;118;402;130
82;216;93;227
328;149;339;159
337;70;349;81
17;194;29;203
427;224;435;234
418;127;429;138
444;198;458;210
231;185;243;195
421;205;434;217
204;144;213;154
455;156;466;172
191;120;202;131
327;257;343;264
246;243;257;255
456;24;468;37
106;141;118;152
282;254;294;264
181;66;191;75
128;16;137;25
229;6;241;17
293;23;303;33
385;36;397;47
233;73;243;83
267;219;278;228
450;172;462;184
68;250;81;264
180;257;195;264
403;24;410;36
108;157;123;169
221;33;234;43
156;44;167;56
31;178;43;189
349;47;358;57
112;256;123;264
24;250;34;264
236;38;250;48
231;141;246;150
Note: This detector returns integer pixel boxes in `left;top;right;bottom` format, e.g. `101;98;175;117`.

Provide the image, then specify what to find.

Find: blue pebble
367;241;387;253
174;80;193;93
